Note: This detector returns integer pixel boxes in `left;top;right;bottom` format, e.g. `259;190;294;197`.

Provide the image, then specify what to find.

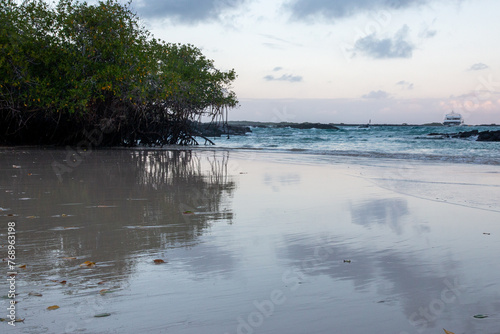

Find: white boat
443;111;464;126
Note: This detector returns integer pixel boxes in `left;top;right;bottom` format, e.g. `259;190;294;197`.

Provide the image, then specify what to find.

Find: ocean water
210;125;500;165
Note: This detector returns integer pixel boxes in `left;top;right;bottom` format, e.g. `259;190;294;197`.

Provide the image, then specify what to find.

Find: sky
104;1;500;124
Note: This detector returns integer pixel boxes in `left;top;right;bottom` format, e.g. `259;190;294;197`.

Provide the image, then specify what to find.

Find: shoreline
2;146;499;211
226;120;500;127
3;139;500;166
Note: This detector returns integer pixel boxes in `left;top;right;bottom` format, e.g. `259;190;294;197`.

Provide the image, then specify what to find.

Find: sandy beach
1;148;499;334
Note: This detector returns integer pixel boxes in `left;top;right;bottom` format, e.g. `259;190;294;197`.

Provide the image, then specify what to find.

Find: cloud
260;34;304;49
352;25;414;59
135;0;247;23
262;42;284;50
468;63;489;71
285;0;432;21
264;74;303;82
362;90;390;99
264;67;303;82
418;19;438;39
396;80;414;90
420;28;437;39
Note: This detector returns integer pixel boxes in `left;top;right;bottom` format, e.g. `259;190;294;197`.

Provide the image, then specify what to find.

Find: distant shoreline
225;121;499;128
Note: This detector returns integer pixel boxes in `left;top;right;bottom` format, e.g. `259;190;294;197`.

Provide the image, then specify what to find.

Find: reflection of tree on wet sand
0;149;236;286
132;150;235;229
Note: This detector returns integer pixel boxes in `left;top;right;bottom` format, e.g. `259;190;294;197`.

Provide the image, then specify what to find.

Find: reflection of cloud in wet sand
278;193;468;332
279;234;465;332
169;243;237;279
350;198;409;234
263;172;301;192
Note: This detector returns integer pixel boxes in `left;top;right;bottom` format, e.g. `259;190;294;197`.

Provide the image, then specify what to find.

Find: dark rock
456;130;479;138
277;122;339;130
193;122;251;137
226;125;252;135
422;122;444;126
427;129;500;141
477;130;500;141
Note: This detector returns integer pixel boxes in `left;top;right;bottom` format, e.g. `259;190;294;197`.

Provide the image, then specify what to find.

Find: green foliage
0;0;238;145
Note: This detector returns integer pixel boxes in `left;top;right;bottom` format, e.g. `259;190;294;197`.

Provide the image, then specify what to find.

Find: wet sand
1;148;500;334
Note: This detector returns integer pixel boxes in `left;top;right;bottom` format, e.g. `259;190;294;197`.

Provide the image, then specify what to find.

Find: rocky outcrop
427;130;500;141
193;122;252;137
276;122;339;130
477;130;500;141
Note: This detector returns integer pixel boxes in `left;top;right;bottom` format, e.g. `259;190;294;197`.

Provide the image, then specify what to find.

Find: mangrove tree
0;0;238;146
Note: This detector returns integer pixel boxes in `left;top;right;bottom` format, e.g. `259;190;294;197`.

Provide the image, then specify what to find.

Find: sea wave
208;125;500;165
